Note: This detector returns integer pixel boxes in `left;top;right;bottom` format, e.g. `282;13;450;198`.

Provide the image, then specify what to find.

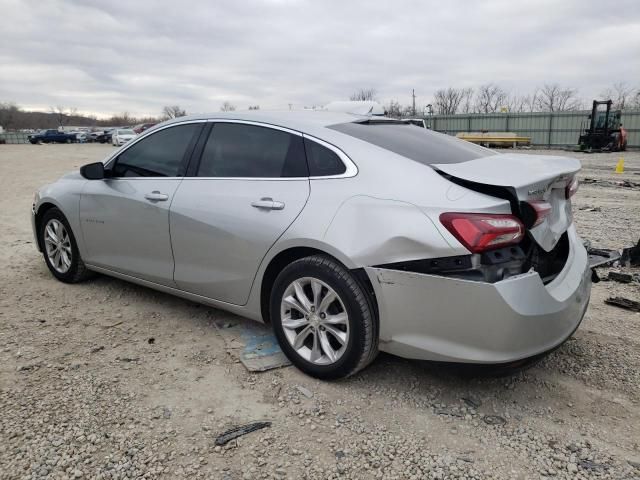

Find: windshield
328;121;496;165
117;129;135;135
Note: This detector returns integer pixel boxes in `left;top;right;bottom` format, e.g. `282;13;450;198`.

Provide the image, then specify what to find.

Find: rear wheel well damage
259;247;378;326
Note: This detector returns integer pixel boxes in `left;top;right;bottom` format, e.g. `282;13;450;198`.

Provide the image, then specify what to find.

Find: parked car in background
28;129;77;144
112;128;136;146
31;111;591;379
133;123;156;134
95;128;116;144
70;131;90;143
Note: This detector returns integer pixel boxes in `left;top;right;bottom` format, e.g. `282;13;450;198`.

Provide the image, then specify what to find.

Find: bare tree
162;105;186;119
535;84;581;112
349;88;378;102
600;82;634;110
459;88;474;113
474;84;508;113
384;99;403;118
432;88;467;115
49;105;77;126
220;101;236;112
631;88;640;109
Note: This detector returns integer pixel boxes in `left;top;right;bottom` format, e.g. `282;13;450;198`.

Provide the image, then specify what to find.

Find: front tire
39;208;93;283
270;255;378;379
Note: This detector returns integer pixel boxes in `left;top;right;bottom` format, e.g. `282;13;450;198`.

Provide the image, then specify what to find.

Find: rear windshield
328;121;496;165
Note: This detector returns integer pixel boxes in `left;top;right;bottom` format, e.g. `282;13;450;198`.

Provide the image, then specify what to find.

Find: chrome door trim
103;119;209;168
103;118;358;180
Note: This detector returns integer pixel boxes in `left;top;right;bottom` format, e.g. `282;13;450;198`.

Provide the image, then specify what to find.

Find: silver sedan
31;111;591;379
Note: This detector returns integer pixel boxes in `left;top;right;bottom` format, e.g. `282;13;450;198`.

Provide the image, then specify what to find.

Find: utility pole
412;89;416;117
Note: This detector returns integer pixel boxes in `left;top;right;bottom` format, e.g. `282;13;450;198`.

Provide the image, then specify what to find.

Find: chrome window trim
102;118;357;181
302;134;358;179
103;119;208;169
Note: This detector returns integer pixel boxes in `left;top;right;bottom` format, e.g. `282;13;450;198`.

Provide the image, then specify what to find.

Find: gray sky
1;0;639;118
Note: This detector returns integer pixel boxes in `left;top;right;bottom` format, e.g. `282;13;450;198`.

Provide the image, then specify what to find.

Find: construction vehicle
577;100;627;152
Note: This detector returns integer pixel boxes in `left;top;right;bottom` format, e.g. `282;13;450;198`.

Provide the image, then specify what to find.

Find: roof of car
160;110;364;132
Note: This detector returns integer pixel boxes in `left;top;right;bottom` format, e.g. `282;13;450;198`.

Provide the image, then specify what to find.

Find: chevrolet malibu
32;111;591;379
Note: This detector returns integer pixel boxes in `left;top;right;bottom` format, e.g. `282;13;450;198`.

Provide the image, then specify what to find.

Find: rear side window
328;122;496;165
113;124;201;177
304;139;346;176
197;123;308;178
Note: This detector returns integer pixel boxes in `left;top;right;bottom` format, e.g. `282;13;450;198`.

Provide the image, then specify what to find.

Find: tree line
0;102;252;131
351;82;640;116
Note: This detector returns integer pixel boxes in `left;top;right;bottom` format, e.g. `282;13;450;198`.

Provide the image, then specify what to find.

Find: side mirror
80;162;105;180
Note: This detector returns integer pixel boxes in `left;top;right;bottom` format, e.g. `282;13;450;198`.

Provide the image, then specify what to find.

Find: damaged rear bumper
364;225;591;363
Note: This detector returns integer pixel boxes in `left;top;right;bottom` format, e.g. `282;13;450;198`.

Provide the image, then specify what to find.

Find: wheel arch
259;246;378;327
34;202;60;251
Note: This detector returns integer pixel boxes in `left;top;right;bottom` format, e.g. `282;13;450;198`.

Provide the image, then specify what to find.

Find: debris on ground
295;385;313;398
483;415;507;426
608;272;634;283
215;421;272;446
621;239;640;267
587;247;621;268
579;206;601;212
582;177;640;189
604;297;640;313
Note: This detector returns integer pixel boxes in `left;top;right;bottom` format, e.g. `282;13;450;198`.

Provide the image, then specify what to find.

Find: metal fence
0;132;31;144
425;110;640;149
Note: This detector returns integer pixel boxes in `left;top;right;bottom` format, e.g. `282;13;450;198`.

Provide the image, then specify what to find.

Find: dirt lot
1;144;639;480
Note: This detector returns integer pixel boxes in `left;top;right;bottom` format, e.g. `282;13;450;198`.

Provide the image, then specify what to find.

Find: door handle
144;191;169;202
251;197;285;210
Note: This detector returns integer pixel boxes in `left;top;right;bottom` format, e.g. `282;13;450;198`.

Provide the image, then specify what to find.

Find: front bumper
365;225;591;363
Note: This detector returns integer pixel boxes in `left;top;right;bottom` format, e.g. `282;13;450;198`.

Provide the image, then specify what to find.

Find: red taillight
566;177;578;199
528;201;553;227
440;212;524;253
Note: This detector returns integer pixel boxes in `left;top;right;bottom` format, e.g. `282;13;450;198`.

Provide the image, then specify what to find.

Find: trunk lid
432;153;580;252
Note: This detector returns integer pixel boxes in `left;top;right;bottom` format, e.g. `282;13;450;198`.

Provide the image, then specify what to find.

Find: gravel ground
0;144;639;480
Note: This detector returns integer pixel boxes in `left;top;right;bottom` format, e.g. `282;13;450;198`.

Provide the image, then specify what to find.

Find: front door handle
144;191;169;202
251;197;285;210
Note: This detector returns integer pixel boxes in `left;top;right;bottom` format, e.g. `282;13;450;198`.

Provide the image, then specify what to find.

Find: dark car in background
28;130;77;144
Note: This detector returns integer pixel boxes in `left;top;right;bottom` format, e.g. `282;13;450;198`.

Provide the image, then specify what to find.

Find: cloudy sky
1;0;639;118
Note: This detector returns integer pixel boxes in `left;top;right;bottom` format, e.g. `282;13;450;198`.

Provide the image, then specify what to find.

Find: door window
197;123;308;178
303;138;346;176
112;123;201;177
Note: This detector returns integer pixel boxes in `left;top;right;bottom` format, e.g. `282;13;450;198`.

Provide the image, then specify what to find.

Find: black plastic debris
483;415;506;426
604;297;640;313
587;248;621;268
608;272;633;283
621;239;640;267
148;337;155;345
215;421;272;446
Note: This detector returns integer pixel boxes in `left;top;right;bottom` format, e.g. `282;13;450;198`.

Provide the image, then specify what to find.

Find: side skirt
85;264;263;322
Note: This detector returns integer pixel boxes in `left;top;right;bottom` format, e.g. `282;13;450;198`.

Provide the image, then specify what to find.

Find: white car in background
112;129;136;146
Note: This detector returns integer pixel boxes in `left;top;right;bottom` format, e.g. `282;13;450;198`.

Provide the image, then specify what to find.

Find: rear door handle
144;191;169;202
251;197;285;210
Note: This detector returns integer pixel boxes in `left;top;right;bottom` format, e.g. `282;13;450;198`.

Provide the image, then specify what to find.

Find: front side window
112;123;201;177
197;123;308;178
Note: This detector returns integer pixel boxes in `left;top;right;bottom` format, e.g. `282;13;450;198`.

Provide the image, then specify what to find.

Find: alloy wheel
44;219;72;274
280;277;349;365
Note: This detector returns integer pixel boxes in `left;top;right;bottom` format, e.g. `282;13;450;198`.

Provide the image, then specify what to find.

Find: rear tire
270;255;378;379
39;208;94;283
